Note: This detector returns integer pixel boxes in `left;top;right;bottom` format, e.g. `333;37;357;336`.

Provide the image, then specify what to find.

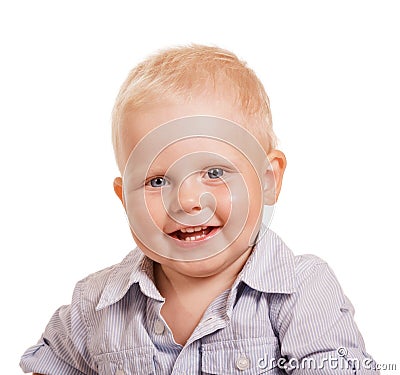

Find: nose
177;175;203;214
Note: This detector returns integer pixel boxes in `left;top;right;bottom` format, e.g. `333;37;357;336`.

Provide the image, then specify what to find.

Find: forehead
148;137;248;175
118;96;250;172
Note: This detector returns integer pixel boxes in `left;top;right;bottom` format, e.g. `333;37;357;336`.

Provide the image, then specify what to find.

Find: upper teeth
180;226;207;233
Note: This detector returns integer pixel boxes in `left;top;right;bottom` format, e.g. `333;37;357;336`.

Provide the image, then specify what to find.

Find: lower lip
168;227;221;247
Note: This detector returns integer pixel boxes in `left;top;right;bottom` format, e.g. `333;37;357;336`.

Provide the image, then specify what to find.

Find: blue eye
149;177;167;187
207;168;224;179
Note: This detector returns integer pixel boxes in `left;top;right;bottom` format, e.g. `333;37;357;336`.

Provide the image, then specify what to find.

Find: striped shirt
20;229;379;374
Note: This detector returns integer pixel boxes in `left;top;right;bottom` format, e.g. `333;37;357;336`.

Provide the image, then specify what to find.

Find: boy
21;45;378;374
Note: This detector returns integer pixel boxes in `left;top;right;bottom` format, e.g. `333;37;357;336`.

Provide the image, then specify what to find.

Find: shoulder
276;249;348;313
257;229;346;301
293;253;331;285
244;229;336;295
267;229;338;287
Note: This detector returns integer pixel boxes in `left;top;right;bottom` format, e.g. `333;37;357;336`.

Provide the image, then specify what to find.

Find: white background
1;1;399;373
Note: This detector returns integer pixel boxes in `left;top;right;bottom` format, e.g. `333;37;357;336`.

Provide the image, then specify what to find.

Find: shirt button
236;355;250;370
154;320;165;334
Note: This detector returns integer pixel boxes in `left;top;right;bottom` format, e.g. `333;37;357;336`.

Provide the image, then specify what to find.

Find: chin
172;246;248;278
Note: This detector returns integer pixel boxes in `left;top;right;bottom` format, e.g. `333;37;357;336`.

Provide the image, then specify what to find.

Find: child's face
114;93;285;277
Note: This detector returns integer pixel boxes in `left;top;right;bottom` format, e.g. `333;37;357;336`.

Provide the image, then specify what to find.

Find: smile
168;226;220;242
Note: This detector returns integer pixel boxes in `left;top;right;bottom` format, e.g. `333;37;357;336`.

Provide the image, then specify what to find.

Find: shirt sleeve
20;280;98;375
272;256;380;374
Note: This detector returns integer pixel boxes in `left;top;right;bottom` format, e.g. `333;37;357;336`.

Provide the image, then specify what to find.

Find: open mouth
168;226;220;242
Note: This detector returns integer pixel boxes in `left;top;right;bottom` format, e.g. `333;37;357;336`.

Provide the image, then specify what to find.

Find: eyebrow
145;165;167;177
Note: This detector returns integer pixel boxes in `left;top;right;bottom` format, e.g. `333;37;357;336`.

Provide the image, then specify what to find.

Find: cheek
244;174;264;221
212;174;263;225
212;184;233;221
144;192;166;227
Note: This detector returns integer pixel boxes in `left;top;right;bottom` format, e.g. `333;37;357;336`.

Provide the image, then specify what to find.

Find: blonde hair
112;44;277;170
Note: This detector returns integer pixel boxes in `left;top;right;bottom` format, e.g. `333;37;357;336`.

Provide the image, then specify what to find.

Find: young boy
21;45;378;374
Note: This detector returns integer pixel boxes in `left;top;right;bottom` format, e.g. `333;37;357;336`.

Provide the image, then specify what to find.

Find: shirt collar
96;226;295;310
237;226;296;294
96;249;163;310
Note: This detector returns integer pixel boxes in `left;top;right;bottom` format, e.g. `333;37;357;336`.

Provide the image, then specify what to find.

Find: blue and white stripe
20;229;379;374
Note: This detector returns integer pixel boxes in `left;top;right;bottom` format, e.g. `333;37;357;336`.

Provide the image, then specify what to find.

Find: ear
263;150;287;205
113;177;124;206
